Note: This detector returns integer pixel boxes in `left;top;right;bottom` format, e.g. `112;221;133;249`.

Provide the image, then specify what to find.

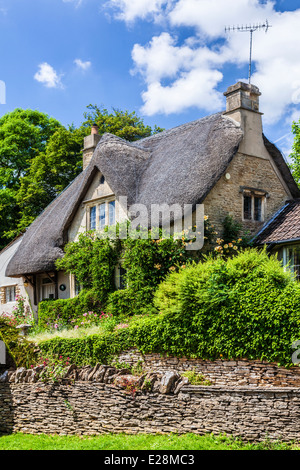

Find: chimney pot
91;123;99;135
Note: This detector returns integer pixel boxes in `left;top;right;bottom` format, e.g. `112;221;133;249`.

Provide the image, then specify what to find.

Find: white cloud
118;0;300;123
104;0;300;124
34;63;63;89
169;0;274;38
106;0;172;23
74;58;92;71
132;32;224;114
140;68;223;115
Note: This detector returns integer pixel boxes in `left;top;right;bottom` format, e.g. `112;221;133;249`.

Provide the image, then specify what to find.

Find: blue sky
0;0;300;160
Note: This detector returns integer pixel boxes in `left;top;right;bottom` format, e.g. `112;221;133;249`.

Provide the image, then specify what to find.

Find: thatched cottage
1;81;300;314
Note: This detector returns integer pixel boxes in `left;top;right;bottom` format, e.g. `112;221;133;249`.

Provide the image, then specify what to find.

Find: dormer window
241;187;267;222
87;198;116;231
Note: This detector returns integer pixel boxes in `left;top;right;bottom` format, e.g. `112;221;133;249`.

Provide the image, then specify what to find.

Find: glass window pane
90;206;96;230
99;203;106;229
287;247;300;280
254;197;262;221
243;195;252;220
109;201;115;226
5;286;15;302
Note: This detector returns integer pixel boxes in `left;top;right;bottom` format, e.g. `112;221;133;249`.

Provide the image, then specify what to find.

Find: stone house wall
203;151;291;238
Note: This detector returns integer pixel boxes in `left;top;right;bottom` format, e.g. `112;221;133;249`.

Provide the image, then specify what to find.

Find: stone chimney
83;124;101;170
223;82;265;158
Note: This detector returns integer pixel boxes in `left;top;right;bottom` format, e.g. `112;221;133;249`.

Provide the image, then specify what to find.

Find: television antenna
225;20;272;85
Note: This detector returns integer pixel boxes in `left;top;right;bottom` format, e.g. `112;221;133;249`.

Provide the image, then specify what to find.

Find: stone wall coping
181;385;300;394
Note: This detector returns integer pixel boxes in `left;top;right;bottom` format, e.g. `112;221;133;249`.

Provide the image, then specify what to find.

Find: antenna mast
225;20;271;85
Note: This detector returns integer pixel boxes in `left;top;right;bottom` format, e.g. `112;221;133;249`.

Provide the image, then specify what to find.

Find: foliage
82;105;164;141
16;127;85;231
0;109;62;248
33;354;71;383
0;318;38;369
289;119;300;186
106;228;192;316
39;249;300;368
214;237;243;257
56;232;120;296
37;289;108;330
222;214;251;246
182;370;212;385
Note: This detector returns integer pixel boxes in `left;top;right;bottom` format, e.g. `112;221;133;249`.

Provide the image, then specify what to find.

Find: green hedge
38;289;105;329
38;249;300;367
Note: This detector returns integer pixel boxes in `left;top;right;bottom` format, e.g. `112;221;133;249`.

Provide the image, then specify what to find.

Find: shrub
38;289;105;329
37;248;300;368
0;318;38;369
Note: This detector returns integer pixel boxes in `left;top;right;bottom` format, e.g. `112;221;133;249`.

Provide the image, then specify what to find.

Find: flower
204;215;209;220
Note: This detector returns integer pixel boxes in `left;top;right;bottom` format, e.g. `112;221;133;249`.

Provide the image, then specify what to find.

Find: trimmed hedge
38;249;300;367
38;289;105;329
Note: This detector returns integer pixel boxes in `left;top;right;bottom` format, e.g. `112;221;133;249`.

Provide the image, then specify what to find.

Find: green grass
0;433;296;450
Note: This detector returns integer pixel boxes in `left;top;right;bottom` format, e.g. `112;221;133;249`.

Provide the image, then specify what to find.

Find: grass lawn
0;433;297;450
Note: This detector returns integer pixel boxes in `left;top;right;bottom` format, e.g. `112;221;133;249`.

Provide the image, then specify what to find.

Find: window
87;199;116;231
254;197;262;221
243;195;252;220
99;203;106;229
243;191;265;222
115;265;127;290
109;201;115;226
5;286;16;303
283;246;300;281
90;206;96;230
41;277;55;301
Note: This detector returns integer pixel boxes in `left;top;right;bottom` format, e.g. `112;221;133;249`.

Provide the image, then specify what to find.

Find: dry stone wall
2;354;300;441
1;381;300;442
116;349;300;387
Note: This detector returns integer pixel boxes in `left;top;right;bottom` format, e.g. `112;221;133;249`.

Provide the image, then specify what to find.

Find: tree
16;126;85;232
289;119;300;186
0;109;62;249
0;106;163;250
82;105;164;141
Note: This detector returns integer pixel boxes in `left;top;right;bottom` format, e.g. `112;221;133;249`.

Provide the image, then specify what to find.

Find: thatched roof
5;111;298;276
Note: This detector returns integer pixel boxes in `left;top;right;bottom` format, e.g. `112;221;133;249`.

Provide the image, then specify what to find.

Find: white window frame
86;196;116;231
283;246;300;280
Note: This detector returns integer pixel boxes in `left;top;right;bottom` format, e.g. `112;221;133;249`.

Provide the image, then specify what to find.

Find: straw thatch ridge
5;112;294;277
